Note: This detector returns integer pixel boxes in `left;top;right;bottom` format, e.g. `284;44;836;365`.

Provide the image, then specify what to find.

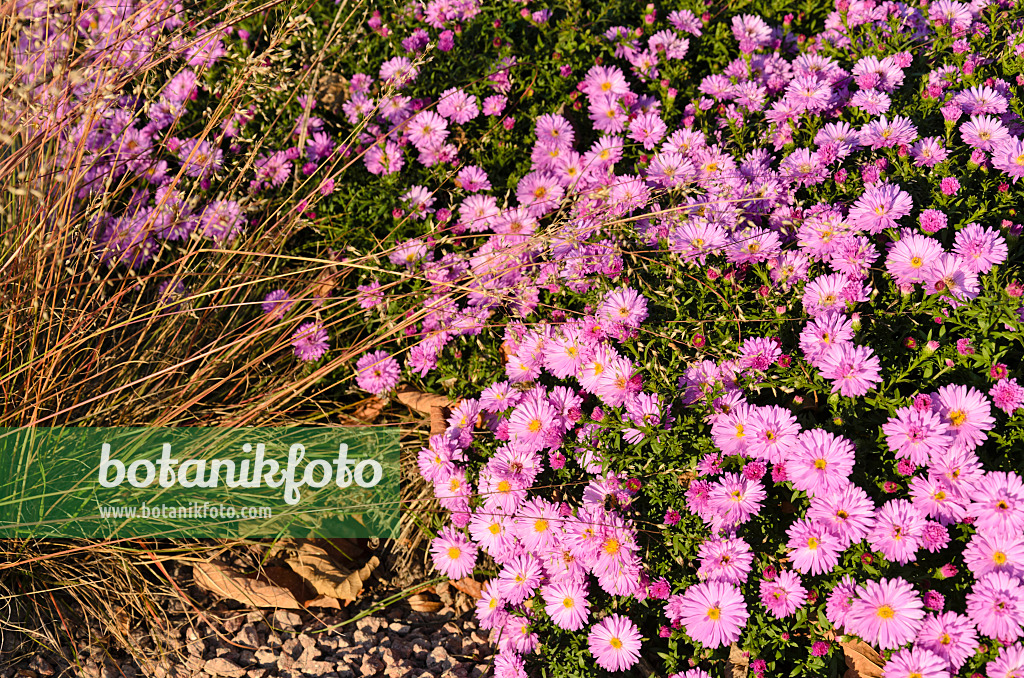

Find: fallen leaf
450;577;483;599
193;561;303;609
407;592;442;613
725;643;749;678
430;406;449;436
353;397;386;423
841;639;884;678
304;595;341;609
285;542;378;603
395;387;451;415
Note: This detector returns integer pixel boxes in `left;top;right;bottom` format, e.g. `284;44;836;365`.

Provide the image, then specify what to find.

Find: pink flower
588;614;642;672
846;577;925;650
667;580;749;649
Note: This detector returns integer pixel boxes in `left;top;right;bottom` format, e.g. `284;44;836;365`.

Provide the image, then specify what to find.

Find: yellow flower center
609;637;623;649
735;424;745;437
528;419;543;433
498;480;511;493
808;537;819;550
910;256;923;268
604;538;621;555
562;597;575;608
949;410;967;426
489;523;502;535
814;458;827;470
994;551;1008;565
447;546;461;560
876;605;895;619
707;607;721;621
534;519;548;533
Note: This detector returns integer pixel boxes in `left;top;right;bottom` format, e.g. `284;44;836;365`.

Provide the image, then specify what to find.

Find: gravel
2;588;494;678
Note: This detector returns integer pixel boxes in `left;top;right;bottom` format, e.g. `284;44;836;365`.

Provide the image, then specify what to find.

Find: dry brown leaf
429;406;449;436
285;543;378;603
353;396;386;422
450;577;483;599
725;643;749;678
841;639;884;678
193;561;303;609
408;592;442;613
395;387;451;414
305;595;341;609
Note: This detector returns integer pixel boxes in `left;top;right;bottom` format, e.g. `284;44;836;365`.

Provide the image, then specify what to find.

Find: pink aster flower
881;406;952;466
788;429;855;497
697;536;754;585
818;343;882;398
935;384;995;452
868;499;927;565
987;643;1024;678
588;614;642;672
542;580;590;631
787;518;842;575
885;233;944;285
953;222;1008;274
915;611;979;672
992;137;1024;184
668;580;749;649
826;575;859;632
845;577;925;650
291;321;330;361
968;471;1024;538
598;287;649;329
966;571;1024;642
707;473;766;529
991;378;1024;415
745;405;801;465
882;646;950;678
808;483;876;548
924;253;980;307
497;554;544;605
355;350;401;395
759;570;807;619
430;526;478;579
964;531;1024;578
848;182;914;234
960;114;1010;151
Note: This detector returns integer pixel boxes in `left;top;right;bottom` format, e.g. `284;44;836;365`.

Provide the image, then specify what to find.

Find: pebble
274;610;302;630
203;659;246;678
388;622;411;636
234;624;262;649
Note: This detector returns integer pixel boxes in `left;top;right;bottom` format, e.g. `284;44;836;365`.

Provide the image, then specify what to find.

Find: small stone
299;660;334;676
234;624;261;649
278;654;296;672
282;639;302;657
28;658;52;677
355;616;385;634
336;669;355;678
247;671;266;678
352;630;372;645
359;657;385;677
204;659;246;678
441;623;460;635
223;616;244;634
426;647;451;671
254;650;277;666
246;612;264;624
82;662;101;678
388;623;410;636
274;610;302;629
469;631;488;646
318;637;339;652
267;634;284;649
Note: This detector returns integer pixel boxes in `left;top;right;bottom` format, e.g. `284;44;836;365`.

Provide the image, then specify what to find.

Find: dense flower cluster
333;0;1024;675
